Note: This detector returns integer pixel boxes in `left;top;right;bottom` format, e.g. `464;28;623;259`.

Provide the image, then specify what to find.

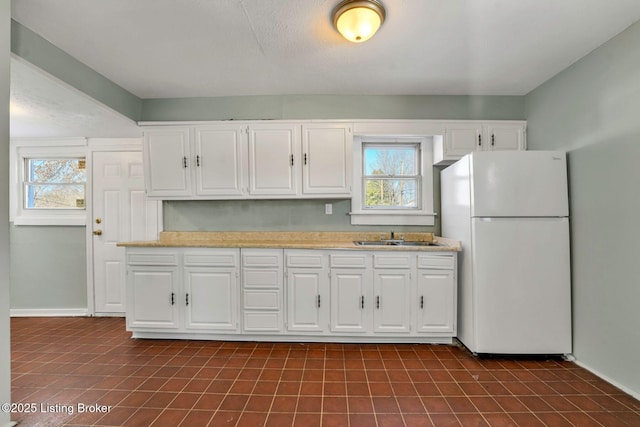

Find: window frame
350;136;435;226
10;139;89;226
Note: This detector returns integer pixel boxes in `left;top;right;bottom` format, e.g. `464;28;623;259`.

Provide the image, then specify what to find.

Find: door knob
95;218;102;224
93;230;103;236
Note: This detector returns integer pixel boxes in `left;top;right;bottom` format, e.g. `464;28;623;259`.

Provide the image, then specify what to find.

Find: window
24;158;86;209
10;139;88;225
363;144;420;209
351;136;435;226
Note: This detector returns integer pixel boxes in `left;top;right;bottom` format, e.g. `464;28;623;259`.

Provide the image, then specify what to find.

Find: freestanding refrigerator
441;151;571;354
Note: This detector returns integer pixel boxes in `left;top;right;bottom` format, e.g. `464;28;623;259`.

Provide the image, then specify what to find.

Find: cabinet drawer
417;254;455;270
373;254;411;269
330;254;368;268
244;290;281;310
243;270;282;288
242;250;282;268
286;252;325;268
127;251;178;266
183;250;238;267
243;312;282;332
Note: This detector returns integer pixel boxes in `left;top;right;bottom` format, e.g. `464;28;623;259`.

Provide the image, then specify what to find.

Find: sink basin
354;241;442;247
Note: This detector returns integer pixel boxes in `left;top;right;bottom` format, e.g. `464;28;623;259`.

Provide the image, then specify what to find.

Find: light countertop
118;231;461;252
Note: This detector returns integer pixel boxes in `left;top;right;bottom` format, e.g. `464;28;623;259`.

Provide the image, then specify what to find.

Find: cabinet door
445;124;483;157
184;267;239;331
248;124;300;196
286;268;328;332
373;269;411;333
485;124;526;151
416;269;455;333
301;124;352;195
330;269;370;333
127;267;179;329
194;126;244;197
143;127;192;197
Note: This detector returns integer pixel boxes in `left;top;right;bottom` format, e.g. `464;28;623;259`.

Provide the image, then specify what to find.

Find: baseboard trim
10;308;89;317
573;358;640;400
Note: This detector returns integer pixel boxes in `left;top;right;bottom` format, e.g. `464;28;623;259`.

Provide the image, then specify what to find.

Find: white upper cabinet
194;125;244;197
142;121;353;199
301;124;352;195
434;121;527;165
485;123;525;151
247;123;300;196
143;125;245;199
144;127;192;197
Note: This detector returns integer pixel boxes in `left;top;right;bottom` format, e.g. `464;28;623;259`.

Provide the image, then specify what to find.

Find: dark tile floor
8;317;640;426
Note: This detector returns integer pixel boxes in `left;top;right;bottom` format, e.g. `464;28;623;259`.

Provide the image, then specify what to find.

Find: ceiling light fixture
332;0;386;43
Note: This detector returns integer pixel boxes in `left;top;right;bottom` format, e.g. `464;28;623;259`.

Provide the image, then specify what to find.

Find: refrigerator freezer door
471;217;571;354
470;151;569;218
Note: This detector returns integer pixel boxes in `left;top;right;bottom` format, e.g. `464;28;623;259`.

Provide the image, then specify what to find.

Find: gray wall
164;169;443;234
9;225;87;310
525;20;640;396
1;3;12;425
142;94;524;121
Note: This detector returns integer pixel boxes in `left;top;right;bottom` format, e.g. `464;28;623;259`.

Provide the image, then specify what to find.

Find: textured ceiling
11;0;640;98
10;58;141;139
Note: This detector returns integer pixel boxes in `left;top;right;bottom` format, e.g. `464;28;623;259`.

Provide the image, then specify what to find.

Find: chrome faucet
381;230;404;244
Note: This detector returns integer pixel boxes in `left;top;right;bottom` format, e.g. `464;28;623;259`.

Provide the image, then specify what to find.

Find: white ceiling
10;58;141;139
9;0;640;137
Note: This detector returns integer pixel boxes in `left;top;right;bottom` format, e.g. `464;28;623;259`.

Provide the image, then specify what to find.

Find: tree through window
24;158;86;209
363;144;420;209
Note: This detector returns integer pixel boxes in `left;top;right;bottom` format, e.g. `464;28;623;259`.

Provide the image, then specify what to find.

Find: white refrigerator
441;151;572;354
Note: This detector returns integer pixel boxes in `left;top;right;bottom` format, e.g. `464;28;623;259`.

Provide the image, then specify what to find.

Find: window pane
24;184;85;209
27;159;86;183
365;179;417;208
364;145;417;176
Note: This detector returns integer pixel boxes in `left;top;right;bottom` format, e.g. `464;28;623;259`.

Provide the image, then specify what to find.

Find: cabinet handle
478;134;482;147
304;153;308;165
186;293;189;306
376;295;380;309
290;154;294;166
182;156;188;168
171;292;175;306
360;295;364;309
420;295;424;309
491;134;495;146
317;294;321;308
196;155;200;167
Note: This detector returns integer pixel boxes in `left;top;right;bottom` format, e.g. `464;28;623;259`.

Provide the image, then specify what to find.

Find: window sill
349;212;436;226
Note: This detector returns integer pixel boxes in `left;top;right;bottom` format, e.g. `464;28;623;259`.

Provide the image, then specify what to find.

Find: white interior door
92;151;161;315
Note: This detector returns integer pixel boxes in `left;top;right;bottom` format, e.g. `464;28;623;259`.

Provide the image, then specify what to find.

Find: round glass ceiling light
332;0;386;43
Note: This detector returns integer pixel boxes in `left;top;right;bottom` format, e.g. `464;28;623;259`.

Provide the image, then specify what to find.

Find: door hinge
290;154;294;166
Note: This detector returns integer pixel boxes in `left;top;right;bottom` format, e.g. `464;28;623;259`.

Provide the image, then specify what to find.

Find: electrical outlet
325;203;333;215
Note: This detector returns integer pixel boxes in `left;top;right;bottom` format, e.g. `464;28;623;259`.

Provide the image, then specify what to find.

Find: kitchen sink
354;240;443;247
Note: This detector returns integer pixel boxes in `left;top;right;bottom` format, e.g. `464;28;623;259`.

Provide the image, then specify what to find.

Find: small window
10;139;88;226
363;144;420;209
24;158;86;209
350;136;435;226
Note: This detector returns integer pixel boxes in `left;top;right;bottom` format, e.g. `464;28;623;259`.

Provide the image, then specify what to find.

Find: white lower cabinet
415;254;457;335
285;251;329;333
373;254;412;334
126;247;456;342
128;266;180;329
126;248;240;335
241;249;284;333
183;267;238;331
